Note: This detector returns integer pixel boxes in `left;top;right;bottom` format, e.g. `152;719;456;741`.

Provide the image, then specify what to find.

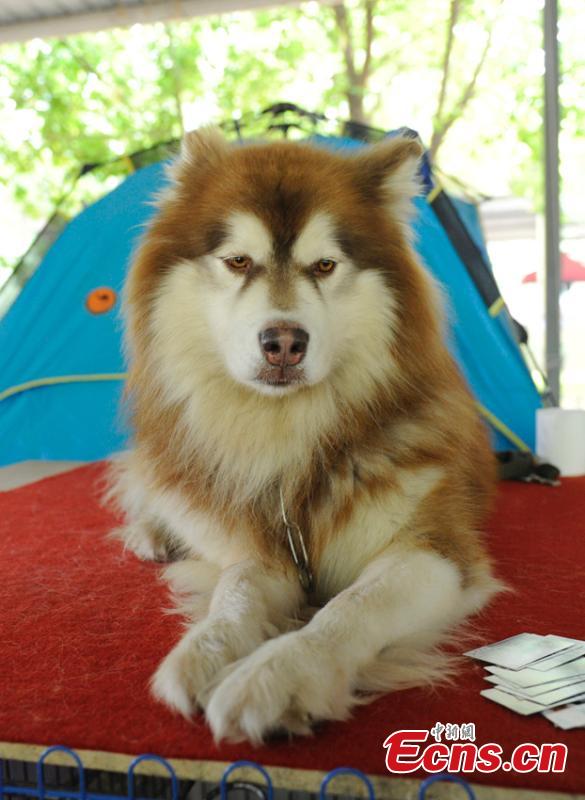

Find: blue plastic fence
0;746;477;800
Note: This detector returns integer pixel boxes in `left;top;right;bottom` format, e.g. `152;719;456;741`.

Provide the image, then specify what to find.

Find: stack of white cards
466;633;585;730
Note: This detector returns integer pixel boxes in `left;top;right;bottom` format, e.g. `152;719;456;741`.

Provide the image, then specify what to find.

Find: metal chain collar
279;486;314;593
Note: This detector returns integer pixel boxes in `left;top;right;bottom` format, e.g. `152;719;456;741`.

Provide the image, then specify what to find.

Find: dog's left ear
352;136;424;226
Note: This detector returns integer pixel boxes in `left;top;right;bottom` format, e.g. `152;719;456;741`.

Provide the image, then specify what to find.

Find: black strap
496;451;560;486
430;190;501;310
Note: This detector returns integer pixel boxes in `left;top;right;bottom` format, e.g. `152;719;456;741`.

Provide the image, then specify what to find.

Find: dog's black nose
259;324;309;367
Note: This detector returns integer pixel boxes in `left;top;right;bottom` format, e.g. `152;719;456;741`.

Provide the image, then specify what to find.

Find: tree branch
430;19;495;157
164;23;185;135
431;0;461;152
59;40;126;108
430;0;504;159
333;3;358;86
361;0;377;85
332;1;369;124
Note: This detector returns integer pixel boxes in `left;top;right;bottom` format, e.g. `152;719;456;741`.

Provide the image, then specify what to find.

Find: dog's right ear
180;127;229;168
167;127;229;185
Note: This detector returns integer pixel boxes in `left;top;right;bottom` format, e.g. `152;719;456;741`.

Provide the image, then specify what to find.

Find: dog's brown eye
314;258;337;275
223;255;252;272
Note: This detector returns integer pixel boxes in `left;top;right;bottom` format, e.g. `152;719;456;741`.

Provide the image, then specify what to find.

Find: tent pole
543;0;561;405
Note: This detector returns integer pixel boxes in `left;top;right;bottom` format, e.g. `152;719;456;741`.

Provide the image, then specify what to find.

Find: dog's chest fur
136;406;450;603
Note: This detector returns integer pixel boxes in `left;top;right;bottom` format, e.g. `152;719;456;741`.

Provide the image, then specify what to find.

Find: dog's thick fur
109;129;501;743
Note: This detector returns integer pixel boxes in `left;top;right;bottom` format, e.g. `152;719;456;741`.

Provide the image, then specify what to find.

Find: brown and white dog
109;128;501;743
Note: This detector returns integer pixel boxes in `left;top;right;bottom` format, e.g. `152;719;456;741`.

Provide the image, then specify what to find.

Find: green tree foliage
0;0;582;270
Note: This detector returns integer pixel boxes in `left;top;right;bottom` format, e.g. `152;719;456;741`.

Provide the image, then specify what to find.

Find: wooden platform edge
0;741;583;800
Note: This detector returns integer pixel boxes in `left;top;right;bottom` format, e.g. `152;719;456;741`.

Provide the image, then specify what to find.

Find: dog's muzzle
256;322;309;387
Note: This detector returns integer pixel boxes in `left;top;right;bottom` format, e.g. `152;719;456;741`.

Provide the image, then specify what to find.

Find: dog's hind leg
104;451;187;561
110;518;186;562
151;559;304;718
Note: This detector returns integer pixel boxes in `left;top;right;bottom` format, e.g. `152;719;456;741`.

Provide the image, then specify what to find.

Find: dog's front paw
151;618;273;718
205;633;353;743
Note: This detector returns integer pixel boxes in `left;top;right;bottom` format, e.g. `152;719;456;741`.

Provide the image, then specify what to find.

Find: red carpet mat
0;463;584;794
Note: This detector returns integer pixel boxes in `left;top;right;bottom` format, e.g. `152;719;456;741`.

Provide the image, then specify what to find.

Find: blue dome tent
0;113;542;466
